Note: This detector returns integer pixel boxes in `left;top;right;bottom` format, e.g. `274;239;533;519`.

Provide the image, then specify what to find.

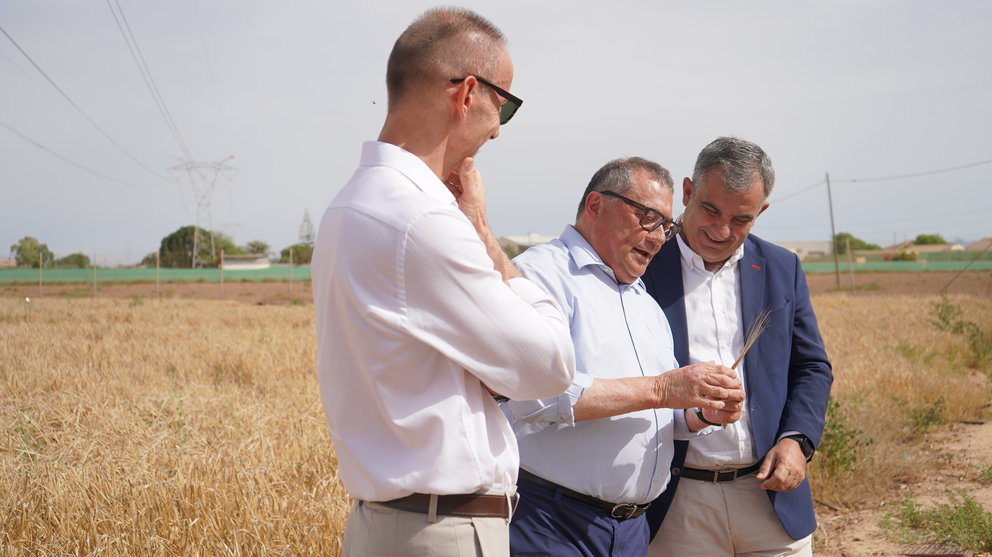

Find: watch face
790;435;814;461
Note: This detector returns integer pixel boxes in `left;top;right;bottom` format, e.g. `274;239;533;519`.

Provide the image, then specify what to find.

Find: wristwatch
785;434;815;462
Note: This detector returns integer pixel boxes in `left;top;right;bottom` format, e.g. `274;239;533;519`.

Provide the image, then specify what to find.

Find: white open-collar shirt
676;234;759;468
505;226;707;505
312;141;575;502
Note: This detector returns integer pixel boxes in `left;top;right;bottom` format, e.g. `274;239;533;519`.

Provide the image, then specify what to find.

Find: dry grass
1;291;990;555
0;298;348;556
809;292;992;506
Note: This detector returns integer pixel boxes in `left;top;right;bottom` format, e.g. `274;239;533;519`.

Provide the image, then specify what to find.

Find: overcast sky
2;1;990;265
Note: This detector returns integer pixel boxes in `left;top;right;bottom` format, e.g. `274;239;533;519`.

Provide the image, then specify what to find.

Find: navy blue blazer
642;234;833;541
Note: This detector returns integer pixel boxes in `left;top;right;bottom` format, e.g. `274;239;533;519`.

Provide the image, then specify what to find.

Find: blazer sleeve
779;254;833;448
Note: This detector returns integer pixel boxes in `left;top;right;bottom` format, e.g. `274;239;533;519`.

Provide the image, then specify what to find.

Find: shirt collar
360;141;456;206
676;233;746;273
558;225;646;292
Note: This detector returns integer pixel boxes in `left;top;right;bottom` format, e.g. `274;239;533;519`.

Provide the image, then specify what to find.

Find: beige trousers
342;499;510;557
649;475;813;557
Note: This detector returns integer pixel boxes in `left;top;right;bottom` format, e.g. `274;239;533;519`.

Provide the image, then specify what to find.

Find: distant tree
890;251;918;261
914;234;947;245
154;226;244;268
212;231;245;258
834;232;881;254
280;243;314;264
299;210;315;246
9;236;55;268
56;253;91;269
245;240;270;256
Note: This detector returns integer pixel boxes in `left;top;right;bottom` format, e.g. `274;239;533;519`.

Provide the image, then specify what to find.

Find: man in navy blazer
642;137;832;556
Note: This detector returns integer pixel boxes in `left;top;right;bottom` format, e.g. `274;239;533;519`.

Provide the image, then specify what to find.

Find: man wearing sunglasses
504;157;746;556
312;8;575;556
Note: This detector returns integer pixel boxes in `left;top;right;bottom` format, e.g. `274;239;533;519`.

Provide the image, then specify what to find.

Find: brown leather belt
374;493;515;519
518;469;650;520
679;461;762;483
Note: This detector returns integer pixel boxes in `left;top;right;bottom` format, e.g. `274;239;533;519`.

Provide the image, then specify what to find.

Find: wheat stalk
722;308;772;427
732;308;772;370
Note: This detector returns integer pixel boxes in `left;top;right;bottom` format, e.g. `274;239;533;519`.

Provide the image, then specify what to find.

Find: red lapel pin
751;264;762;270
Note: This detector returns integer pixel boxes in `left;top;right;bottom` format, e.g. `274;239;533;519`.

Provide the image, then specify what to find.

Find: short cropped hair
692;136;775;198
386;7;506;105
576;157;674;220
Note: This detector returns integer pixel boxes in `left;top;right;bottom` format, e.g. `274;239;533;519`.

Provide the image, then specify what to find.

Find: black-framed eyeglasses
600;191;681;239
450;76;523;125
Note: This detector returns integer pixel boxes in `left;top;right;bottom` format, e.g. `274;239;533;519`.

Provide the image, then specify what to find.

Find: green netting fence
2;261;991;287
0;266;311;285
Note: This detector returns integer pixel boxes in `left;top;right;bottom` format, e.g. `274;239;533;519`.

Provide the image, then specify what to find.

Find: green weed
885;491;992;552
931;294;992;372
817;398;874;477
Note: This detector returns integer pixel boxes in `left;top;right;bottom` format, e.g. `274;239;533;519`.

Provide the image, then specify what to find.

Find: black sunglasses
600;191;681;239
450;76;523;125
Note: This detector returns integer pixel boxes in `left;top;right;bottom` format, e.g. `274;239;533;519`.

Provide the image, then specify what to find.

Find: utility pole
169;155;237;268
826;172;840;289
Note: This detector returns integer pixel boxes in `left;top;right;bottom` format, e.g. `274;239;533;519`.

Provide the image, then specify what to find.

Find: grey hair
692;137;775;199
386;7;506;105
576;157;674;220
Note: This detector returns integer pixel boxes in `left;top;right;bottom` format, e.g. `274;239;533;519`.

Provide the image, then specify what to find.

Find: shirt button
671;467;681;476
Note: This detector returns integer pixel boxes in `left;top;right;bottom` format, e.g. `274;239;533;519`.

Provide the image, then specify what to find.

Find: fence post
92;253;97;298
38;256;43;298
846;238;855;295
220;249;225;301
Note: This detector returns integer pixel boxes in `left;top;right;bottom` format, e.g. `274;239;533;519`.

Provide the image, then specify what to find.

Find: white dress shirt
311;141;576;502
676;234;759;469
505;226;706;505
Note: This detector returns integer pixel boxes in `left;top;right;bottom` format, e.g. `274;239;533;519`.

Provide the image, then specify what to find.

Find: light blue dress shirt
506;225;705;505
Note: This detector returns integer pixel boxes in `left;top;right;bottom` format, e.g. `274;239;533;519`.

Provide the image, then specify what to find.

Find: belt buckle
712;469;736;482
610;503;639;520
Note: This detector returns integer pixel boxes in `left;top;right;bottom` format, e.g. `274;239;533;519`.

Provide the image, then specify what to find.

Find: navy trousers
509;478;650;557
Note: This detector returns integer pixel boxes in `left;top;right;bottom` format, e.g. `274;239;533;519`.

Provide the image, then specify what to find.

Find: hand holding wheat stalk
721;308;772;427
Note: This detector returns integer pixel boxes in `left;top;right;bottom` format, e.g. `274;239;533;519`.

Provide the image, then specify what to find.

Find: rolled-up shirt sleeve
504;371;595;425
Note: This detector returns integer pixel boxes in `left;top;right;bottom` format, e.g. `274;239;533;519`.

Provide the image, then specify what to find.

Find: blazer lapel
739;236;770;441
651;242;689;366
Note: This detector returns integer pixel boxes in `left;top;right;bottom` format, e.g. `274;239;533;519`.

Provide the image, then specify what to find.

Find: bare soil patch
815;411;992;557
1;280;313;305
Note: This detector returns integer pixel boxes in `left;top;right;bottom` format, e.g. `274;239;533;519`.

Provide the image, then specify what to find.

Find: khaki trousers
342;499;510;557
649;475;813;557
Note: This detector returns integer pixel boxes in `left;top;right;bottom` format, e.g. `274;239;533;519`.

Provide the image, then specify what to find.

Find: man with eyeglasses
642;137;832;557
312;8;575;556
504;157;747;556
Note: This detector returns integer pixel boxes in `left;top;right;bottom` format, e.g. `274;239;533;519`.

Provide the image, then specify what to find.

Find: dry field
0;298;348;556
1;272;991;555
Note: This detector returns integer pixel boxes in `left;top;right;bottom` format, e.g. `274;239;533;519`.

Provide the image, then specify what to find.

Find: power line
833;156;992;184
771;180;825;204
106;0;192;158
0;119;173;189
0;22;170;181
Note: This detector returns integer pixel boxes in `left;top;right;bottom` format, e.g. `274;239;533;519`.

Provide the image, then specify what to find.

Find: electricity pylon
169;155;237;268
